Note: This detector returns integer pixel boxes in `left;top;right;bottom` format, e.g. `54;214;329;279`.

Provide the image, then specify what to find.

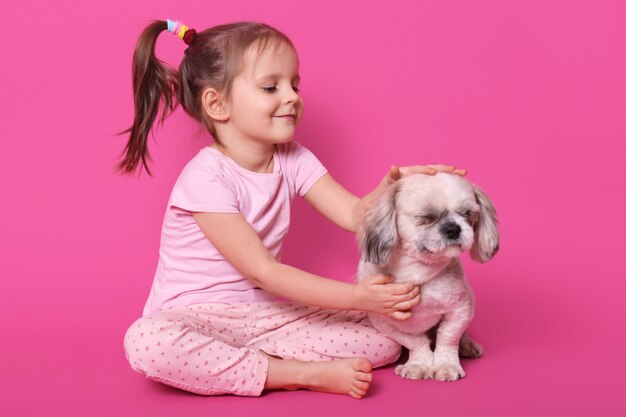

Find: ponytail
117;20;179;176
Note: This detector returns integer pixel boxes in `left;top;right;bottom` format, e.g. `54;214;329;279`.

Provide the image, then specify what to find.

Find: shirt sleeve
169;163;239;213
287;142;329;197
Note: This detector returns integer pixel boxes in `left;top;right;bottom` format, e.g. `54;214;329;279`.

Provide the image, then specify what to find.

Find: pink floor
3;251;624;417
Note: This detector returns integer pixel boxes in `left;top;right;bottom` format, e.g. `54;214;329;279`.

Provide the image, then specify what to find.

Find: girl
120;19;465;399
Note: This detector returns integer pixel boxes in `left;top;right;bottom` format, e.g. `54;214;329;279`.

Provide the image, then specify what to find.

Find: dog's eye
417;214;438;225
458;209;473;218
460;210;479;224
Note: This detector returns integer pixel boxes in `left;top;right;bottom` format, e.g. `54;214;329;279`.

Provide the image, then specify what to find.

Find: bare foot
264;353;373;399
299;358;373;399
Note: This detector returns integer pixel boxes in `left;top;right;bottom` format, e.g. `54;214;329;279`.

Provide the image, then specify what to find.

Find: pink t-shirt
143;141;328;315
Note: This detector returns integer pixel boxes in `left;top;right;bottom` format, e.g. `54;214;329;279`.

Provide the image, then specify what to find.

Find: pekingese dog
357;172;499;381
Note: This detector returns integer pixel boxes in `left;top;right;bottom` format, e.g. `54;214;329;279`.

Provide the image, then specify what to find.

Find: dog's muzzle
441;222;461;240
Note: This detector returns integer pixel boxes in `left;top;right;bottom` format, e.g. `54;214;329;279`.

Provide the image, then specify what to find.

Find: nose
441;222;461;240
283;87;299;104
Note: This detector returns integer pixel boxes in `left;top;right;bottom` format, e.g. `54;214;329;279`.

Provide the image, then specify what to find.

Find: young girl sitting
121;19;465;399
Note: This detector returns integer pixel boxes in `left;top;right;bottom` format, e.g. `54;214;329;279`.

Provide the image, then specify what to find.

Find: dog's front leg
431;313;472;381
394;333;434;380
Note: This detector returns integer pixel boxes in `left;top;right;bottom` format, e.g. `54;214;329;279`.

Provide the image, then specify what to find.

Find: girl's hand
385;164;467;185
354;273;421;320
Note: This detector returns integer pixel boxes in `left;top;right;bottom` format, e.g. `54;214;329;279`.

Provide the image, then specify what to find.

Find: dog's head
359;173;499;265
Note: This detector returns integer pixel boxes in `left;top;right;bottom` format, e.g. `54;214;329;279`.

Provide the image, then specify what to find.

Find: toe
350;387;367;399
355;358;373;373
355;371;373;383
349;391;363;399
354;380;370;392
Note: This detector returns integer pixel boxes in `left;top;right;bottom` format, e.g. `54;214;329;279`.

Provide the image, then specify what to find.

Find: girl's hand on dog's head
387;164;467;184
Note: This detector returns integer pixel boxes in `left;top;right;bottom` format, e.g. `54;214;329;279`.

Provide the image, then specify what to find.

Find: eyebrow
257;74;301;83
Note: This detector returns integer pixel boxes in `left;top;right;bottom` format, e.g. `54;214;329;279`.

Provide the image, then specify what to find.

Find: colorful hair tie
166;19;196;45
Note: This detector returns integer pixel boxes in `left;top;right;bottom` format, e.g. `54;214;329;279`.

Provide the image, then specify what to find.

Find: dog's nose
441;222;461;240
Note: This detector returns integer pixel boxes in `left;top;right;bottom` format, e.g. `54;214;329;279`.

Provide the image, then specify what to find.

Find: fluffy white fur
357;173;499;381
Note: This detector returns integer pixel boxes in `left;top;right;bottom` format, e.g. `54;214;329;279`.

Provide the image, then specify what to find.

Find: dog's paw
459;336;484;358
430;362;465;382
395;363;432;380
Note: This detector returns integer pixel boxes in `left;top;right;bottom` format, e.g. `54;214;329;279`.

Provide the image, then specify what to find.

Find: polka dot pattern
123;302;401;396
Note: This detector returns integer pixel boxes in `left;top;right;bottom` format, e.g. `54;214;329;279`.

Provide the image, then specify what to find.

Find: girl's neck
211;140;276;174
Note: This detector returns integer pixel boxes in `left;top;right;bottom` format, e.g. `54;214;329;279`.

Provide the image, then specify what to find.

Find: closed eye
416;214;438;225
262;85;300;94
459;209;479;223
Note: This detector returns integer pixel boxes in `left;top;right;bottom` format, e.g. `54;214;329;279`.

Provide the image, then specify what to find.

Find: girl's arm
304;165;467;233
192;211;420;319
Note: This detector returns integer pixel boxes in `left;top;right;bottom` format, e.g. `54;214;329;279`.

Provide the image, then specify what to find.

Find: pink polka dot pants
123;302;401;396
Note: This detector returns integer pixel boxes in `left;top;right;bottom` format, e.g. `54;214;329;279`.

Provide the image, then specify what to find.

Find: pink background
1;0;625;416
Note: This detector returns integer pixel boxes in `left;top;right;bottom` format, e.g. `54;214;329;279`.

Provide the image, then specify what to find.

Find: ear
358;184;399;265
469;184;500;263
201;87;229;121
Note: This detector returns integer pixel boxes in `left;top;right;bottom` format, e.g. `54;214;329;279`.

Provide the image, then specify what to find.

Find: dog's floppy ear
470;184;500;263
358;183;399;265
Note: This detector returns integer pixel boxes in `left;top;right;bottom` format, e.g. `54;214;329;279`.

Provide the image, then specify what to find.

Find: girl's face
225;42;303;146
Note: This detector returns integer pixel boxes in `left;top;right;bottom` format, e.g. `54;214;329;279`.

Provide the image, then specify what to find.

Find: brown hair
116;20;296;176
